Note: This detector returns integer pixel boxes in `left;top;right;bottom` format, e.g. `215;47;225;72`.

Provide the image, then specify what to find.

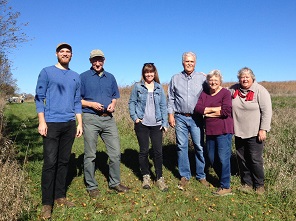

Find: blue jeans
175;114;206;180
83;113;121;190
235;136;264;188
134;122;163;179
42;121;76;205
206;134;232;189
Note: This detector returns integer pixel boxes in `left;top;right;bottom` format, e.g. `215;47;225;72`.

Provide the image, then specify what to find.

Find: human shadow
121;148;140;179
122;148;175;181
230;152;239;176
66;153;84;187
121;145;181;181
66;151;110;189
65;147;240;189
4;112;44;162
163;144;208;180
162;144;179;178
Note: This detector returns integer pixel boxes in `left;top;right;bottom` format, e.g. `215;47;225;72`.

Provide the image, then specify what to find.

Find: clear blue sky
7;0;296;95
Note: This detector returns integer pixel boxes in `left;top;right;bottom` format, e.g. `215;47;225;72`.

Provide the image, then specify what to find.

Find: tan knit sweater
229;81;272;139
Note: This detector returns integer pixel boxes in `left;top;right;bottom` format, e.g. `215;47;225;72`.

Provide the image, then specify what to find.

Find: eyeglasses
143;63;154;66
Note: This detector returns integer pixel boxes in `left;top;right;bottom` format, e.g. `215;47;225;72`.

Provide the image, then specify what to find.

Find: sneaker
178;177;189;191
156;177;168;192
54;197;75;207
198;178;210;187
41;205;52;220
212;187;232;196
142;174;151;189
255;186;265;195
88;189;100;199
238;184;253;194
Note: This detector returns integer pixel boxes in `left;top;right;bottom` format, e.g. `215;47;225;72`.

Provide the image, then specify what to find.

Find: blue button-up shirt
80;68;120;114
167;71;206;114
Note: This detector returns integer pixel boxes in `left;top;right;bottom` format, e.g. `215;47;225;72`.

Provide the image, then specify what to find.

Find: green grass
4;96;296;221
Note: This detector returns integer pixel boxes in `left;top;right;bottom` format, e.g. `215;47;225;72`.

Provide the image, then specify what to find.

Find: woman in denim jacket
129;63;168;191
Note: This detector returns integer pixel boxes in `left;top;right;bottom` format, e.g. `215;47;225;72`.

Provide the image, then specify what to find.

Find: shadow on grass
162;144;179;178
121;148;173;181
121;149;141;179
121;146;179;182
5;108;240;190
4;113;43;162
67;151;111;188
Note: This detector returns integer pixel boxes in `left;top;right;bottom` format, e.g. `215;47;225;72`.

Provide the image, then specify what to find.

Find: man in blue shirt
167;52;209;191
80;49;130;198
35;43;83;220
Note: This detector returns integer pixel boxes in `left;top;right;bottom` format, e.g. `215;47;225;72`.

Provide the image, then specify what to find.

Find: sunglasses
143;62;154;66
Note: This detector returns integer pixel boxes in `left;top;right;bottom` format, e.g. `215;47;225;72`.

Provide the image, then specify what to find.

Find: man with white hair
167;52;209;191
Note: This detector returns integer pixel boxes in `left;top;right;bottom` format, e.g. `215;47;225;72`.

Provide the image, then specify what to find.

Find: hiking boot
198;178;210;187
156;177;168;192
41;205;52;220
212;187;232;196
238;184;253;194
88;189;100;199
178;177;189;191
110;184;130;193
255;186;265;195
55;197;75;207
142;174;152;189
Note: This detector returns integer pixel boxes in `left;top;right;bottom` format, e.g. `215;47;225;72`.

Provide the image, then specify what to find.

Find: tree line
0;0;30;98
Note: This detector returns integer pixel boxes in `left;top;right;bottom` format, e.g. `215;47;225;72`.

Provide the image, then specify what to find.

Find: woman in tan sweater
230;67;272;195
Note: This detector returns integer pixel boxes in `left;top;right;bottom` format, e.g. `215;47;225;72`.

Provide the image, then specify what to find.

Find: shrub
0;97;30;221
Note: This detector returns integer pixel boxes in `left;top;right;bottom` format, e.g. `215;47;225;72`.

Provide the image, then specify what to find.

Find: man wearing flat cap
35;43;83;219
80;49;130;198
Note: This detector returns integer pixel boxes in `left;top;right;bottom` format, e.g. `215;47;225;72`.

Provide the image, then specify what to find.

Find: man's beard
58;56;71;65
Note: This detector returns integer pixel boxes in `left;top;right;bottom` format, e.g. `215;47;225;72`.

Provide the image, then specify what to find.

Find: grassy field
3;82;296;221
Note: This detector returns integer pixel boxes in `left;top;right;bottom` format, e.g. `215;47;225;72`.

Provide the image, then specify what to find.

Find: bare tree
0;53;17;97
0;0;30;51
0;0;30;96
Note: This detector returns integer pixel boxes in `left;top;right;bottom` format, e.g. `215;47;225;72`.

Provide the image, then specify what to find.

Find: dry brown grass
223;81;296;96
264;97;296;193
116;81;296;145
0;97;30;221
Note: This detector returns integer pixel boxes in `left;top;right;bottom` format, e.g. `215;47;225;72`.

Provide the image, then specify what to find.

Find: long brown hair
141;63;160;83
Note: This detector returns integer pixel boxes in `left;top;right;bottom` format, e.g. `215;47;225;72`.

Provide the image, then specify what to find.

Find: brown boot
178;177;189;191
55;197;75;207
41;205;52;220
255;186;265;195
198;178;210;187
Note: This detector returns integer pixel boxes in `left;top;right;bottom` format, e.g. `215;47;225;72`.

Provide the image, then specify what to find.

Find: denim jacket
129;80;168;127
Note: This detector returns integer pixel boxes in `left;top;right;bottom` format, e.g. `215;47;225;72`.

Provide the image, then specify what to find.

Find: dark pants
235;136;264;188
42;121;76;205
135;123;163;180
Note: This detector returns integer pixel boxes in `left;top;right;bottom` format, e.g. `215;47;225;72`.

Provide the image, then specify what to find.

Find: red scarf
232;89;254;101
